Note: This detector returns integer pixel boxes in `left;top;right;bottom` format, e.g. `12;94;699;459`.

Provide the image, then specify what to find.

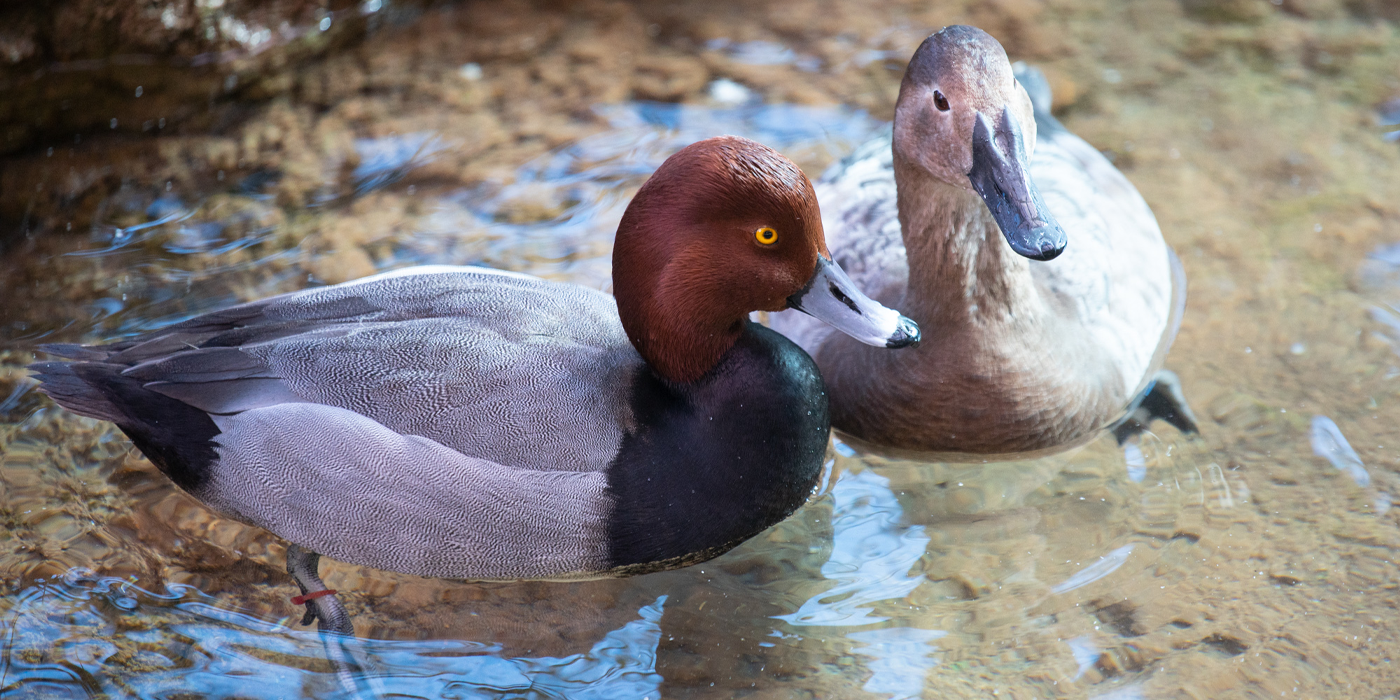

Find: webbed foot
1113;369;1200;445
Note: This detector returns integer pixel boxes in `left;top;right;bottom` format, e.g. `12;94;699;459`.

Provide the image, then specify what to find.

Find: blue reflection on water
1123;442;1147;483
1051;545;1136;595
775;468;941;699
1066;635;1101;679
848;628;946;700
475;100;880;227
353;131;451;195
1;570;666;700
1310;414;1369;487
777;469;929;627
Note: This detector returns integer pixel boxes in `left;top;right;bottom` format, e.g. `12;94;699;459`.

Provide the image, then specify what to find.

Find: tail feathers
29;361;125;422
1012;62;1065;136
37;343;115;361
30;359;221;492
1013;62;1053;114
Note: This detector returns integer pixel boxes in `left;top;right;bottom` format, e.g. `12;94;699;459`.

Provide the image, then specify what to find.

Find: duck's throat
613;273;744;385
630;314;743;385
894;161;1039;328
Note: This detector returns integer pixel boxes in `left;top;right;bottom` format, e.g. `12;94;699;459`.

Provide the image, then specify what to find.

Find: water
2;570;667;699
3;1;1400;697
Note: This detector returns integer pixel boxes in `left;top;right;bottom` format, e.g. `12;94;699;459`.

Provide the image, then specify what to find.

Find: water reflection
1066;635;1100;680
775;466;943;699
1310;415;1370;488
1051;545;1136;595
847;627;946;700
1309;414;1391;515
389;101;883;287
1123;443;1147;483
0;570;666;700
352;132;452;196
776;468;929;627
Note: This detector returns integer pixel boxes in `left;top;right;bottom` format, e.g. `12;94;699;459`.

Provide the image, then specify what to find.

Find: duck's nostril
828;283;860;314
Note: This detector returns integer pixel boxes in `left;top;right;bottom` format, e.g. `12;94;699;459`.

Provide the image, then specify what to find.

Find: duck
770;25;1197;458
31;136;920;635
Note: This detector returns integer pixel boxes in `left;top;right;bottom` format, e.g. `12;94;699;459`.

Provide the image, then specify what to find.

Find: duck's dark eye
933;90;950;112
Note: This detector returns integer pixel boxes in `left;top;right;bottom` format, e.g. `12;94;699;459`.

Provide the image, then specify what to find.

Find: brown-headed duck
771;26;1197;459
31;136;919;634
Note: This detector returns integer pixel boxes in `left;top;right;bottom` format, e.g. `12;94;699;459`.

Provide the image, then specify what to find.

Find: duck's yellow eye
755;227;778;245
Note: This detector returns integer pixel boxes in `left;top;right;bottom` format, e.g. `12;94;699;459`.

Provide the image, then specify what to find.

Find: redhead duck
31;136;919;634
771;26;1196;457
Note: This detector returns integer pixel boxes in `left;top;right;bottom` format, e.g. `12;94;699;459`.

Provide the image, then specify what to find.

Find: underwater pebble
708;78;752;106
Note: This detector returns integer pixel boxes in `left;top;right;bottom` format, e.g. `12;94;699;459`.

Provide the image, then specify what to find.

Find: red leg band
291;589;338;605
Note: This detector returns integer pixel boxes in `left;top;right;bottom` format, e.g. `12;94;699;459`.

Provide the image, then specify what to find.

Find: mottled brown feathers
612;136;826;383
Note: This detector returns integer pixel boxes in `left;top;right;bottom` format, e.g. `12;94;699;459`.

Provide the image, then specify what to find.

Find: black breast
603;322;831;573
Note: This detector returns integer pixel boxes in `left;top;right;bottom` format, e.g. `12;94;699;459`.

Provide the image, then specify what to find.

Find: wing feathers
32;267;640;475
123;347;275;383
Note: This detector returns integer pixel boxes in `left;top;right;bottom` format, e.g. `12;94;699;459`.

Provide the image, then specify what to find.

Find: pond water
2;1;1399;698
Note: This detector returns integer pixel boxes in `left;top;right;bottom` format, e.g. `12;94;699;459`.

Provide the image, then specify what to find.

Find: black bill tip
886;315;921;348
968;107;1068;263
1008;226;1067;261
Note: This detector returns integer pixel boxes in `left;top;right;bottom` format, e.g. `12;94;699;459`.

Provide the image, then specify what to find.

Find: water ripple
775;469;929;627
1050;544;1137;595
1310;414;1370;488
0;570;666;700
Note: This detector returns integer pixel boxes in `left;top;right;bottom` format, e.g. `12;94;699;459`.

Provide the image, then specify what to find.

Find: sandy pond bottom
3;0;1400;698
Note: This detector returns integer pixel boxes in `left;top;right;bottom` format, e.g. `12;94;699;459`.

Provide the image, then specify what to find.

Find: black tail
30;359;220;493
29;361;125;422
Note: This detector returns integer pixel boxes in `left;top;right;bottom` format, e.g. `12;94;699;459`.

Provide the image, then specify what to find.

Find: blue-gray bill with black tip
786;255;920;348
968;106;1067;261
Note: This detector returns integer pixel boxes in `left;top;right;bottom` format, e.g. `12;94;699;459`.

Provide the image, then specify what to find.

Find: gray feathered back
104;267;642;473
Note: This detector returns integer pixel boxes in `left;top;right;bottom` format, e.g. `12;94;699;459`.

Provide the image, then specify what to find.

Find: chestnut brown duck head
614;135;919;383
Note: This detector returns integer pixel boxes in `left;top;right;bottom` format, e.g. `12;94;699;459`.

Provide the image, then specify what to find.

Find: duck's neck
613;243;744;385
893;154;1042;330
605;322;829;572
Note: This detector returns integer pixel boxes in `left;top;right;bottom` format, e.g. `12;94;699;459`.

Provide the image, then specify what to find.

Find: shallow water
3;0;1400;698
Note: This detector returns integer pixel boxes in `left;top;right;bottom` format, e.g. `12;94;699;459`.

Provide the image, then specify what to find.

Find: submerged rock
0;0;385;157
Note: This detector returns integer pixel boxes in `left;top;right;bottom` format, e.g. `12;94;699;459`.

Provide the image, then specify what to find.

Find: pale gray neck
893;155;1043;330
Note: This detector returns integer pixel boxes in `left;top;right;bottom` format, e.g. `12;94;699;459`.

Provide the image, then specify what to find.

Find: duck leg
287;544;380;696
1113;370;1200;445
286;543;354;636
